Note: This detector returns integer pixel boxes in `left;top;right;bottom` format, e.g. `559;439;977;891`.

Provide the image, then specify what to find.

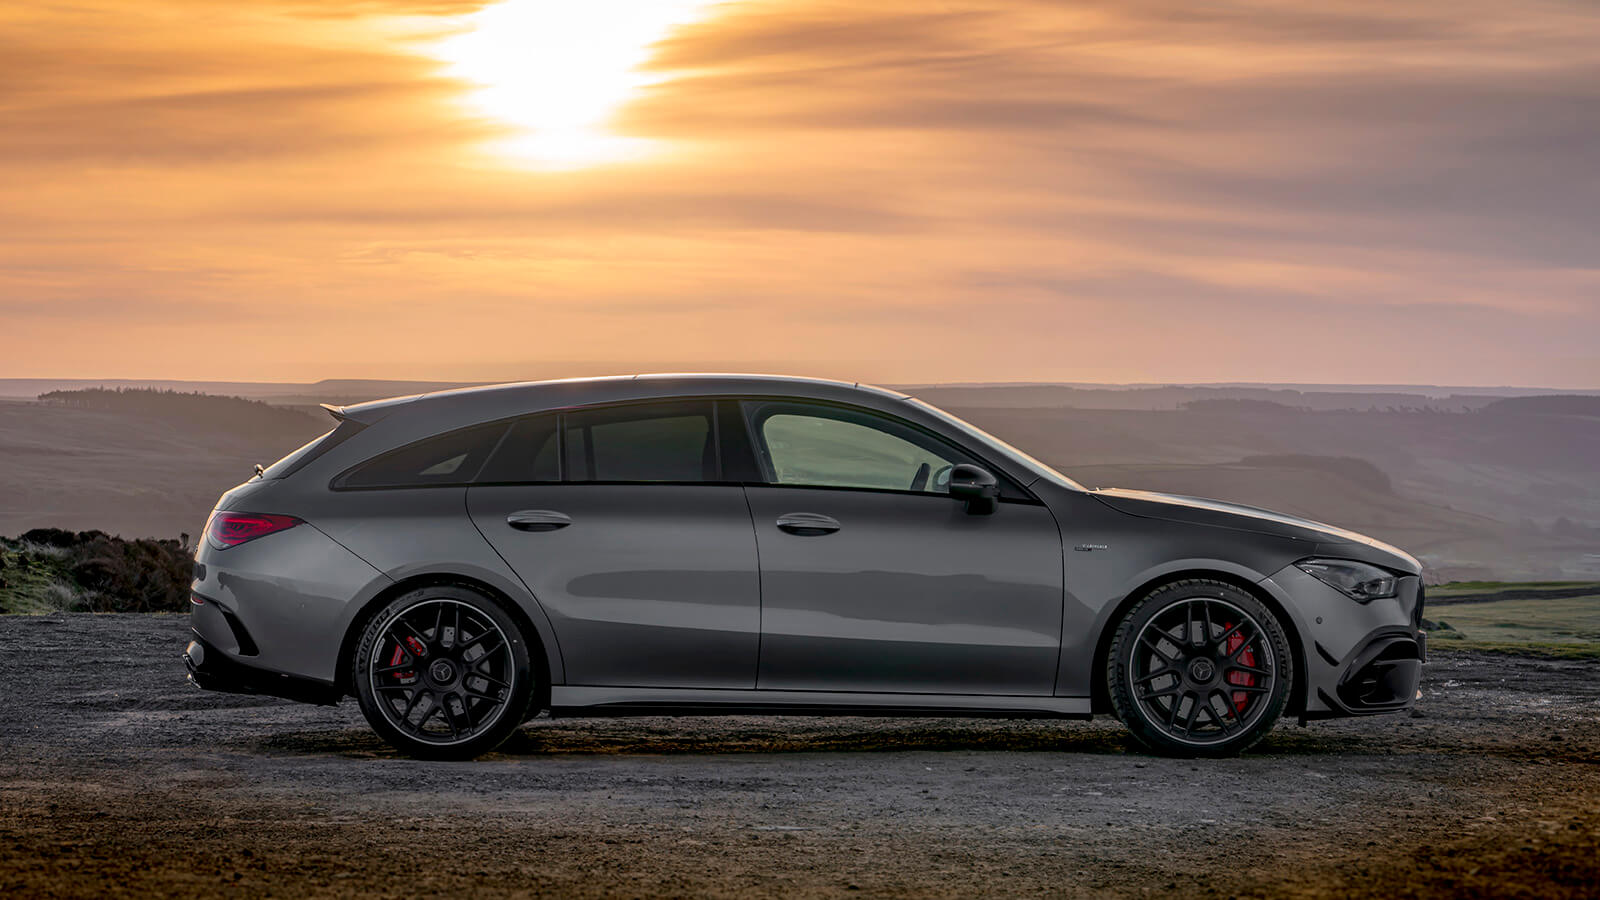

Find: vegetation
1480;395;1600;416
1426;589;1600;659
37;387;317;433
0;529;193;614
1429;580;1600;597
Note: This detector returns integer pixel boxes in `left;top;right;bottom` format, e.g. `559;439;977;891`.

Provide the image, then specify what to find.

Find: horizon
3;374;1597;395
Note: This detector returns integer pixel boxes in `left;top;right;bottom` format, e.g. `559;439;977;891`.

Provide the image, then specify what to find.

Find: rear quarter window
335;422;509;489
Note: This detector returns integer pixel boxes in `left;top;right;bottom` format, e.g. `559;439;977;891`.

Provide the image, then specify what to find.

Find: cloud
0;0;1595;385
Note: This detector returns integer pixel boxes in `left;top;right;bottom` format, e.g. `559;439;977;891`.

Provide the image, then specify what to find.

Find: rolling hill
0;382;1594;581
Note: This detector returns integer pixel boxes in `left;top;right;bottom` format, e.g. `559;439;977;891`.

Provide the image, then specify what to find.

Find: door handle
506;510;571;532
775;512;841;536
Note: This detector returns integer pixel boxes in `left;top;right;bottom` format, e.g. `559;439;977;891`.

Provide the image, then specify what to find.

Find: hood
1091;487;1421;574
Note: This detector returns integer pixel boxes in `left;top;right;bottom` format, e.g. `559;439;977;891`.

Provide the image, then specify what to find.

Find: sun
435;0;715;168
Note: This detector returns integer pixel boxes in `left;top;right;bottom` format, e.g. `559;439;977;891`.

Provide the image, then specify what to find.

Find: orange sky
2;0;1597;387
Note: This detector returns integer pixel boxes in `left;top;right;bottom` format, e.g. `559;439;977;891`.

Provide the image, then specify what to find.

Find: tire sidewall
1107;580;1294;758
353;585;536;760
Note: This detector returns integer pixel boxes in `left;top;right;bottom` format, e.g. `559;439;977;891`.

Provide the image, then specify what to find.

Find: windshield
904;397;1085;491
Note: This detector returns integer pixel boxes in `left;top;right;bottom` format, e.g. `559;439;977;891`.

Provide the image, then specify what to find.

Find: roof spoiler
319;403;348;422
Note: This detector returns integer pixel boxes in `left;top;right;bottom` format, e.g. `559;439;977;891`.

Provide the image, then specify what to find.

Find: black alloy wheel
353;585;536;760
1107;579;1293;757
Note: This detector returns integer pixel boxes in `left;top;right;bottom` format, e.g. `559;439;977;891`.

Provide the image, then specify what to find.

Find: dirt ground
1;614;1596;898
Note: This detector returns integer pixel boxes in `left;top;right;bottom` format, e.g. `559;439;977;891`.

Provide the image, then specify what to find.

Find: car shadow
234;715;1455;761
241;718;1150;758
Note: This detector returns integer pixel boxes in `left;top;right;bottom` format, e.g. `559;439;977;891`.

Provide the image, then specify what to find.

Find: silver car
184;374;1425;759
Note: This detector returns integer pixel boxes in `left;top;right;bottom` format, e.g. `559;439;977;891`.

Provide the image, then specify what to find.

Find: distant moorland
0;380;1595;582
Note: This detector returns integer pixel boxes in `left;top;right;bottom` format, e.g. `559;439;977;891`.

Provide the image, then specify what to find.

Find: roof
331;373;911;425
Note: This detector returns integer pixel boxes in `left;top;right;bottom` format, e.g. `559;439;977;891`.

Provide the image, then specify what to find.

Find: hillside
0;397;326;539
0;383;1594;581
945;400;1600;581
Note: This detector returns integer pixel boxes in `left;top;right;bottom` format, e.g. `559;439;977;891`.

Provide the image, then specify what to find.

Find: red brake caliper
389;636;427;683
1224;626;1255;715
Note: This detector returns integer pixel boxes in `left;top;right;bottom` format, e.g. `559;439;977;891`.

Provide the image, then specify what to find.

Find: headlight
1295;558;1398;603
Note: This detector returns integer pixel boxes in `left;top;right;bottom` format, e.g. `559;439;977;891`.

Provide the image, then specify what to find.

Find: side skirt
549;686;1093;719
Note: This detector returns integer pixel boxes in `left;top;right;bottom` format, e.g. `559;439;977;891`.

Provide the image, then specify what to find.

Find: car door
739;399;1065;696
467;400;762;689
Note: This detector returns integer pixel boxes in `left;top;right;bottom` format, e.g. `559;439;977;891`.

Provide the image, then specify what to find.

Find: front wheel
1106;579;1293;757
353;585;537;760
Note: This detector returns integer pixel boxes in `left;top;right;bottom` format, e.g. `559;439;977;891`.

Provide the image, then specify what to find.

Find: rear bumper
189;518;386;684
184;633;342;705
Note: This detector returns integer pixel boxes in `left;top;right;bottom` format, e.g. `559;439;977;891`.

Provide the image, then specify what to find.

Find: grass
1428;638;1600;660
1426;591;1600;658
0;540;79;614
0;532;192;614
1429;580;1600;598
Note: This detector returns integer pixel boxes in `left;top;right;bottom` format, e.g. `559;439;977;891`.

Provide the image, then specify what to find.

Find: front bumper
1313;627;1425;718
1261;565;1426;719
184;633;342;705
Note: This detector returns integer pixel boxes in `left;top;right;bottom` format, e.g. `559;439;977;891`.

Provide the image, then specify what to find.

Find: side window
338;422;508;489
478;414;559;483
744;401;966;495
564;401;716;482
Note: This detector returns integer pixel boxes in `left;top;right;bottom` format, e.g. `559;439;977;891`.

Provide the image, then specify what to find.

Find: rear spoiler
319;402;348;422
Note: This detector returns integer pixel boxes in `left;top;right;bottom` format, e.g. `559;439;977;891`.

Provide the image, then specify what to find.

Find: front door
467;402;761;689
738;400;1064;695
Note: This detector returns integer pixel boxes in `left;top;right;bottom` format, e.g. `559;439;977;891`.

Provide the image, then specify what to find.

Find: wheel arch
335;573;555;713
1089;568;1307;719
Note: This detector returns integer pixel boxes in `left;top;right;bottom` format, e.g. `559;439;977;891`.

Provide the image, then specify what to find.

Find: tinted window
339;422;507;489
564;401;715;482
750;404;959;494
263;419;366;480
478;415;559;483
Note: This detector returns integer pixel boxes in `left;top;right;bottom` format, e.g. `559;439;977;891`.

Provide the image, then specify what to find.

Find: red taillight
207;512;302;549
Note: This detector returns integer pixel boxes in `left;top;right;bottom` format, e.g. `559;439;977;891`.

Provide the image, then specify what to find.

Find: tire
352;584;537;760
1106;579;1293;758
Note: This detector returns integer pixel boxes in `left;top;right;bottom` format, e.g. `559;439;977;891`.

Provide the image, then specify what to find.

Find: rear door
467;400;762;689
738;400;1065;696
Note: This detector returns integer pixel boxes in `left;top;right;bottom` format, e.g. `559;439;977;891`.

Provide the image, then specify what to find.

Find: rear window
263;419;365;480
336;422;508;489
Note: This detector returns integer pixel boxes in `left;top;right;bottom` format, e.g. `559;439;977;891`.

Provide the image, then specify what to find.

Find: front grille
1414;583;1426;629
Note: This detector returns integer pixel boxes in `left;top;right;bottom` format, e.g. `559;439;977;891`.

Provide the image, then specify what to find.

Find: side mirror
948;463;999;515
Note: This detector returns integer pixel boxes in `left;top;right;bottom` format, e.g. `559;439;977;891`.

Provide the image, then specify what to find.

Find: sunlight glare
436;0;713;168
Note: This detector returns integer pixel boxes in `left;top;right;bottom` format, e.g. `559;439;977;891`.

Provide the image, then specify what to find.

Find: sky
1;0;1597;387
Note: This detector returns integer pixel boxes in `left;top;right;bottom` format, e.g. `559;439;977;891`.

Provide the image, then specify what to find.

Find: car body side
188;374;1423;721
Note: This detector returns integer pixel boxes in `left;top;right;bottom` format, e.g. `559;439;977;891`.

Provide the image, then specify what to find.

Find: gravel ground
1;614;1596;898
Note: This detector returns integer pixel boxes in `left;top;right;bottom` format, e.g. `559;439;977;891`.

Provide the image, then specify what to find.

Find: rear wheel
1107;579;1293;757
353;585;536;760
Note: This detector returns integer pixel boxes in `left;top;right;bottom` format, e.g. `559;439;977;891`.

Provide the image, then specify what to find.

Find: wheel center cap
429;660;457;684
1187;658;1216;682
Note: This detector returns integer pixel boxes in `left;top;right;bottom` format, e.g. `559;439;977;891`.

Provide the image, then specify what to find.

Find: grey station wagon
184;374;1426;759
